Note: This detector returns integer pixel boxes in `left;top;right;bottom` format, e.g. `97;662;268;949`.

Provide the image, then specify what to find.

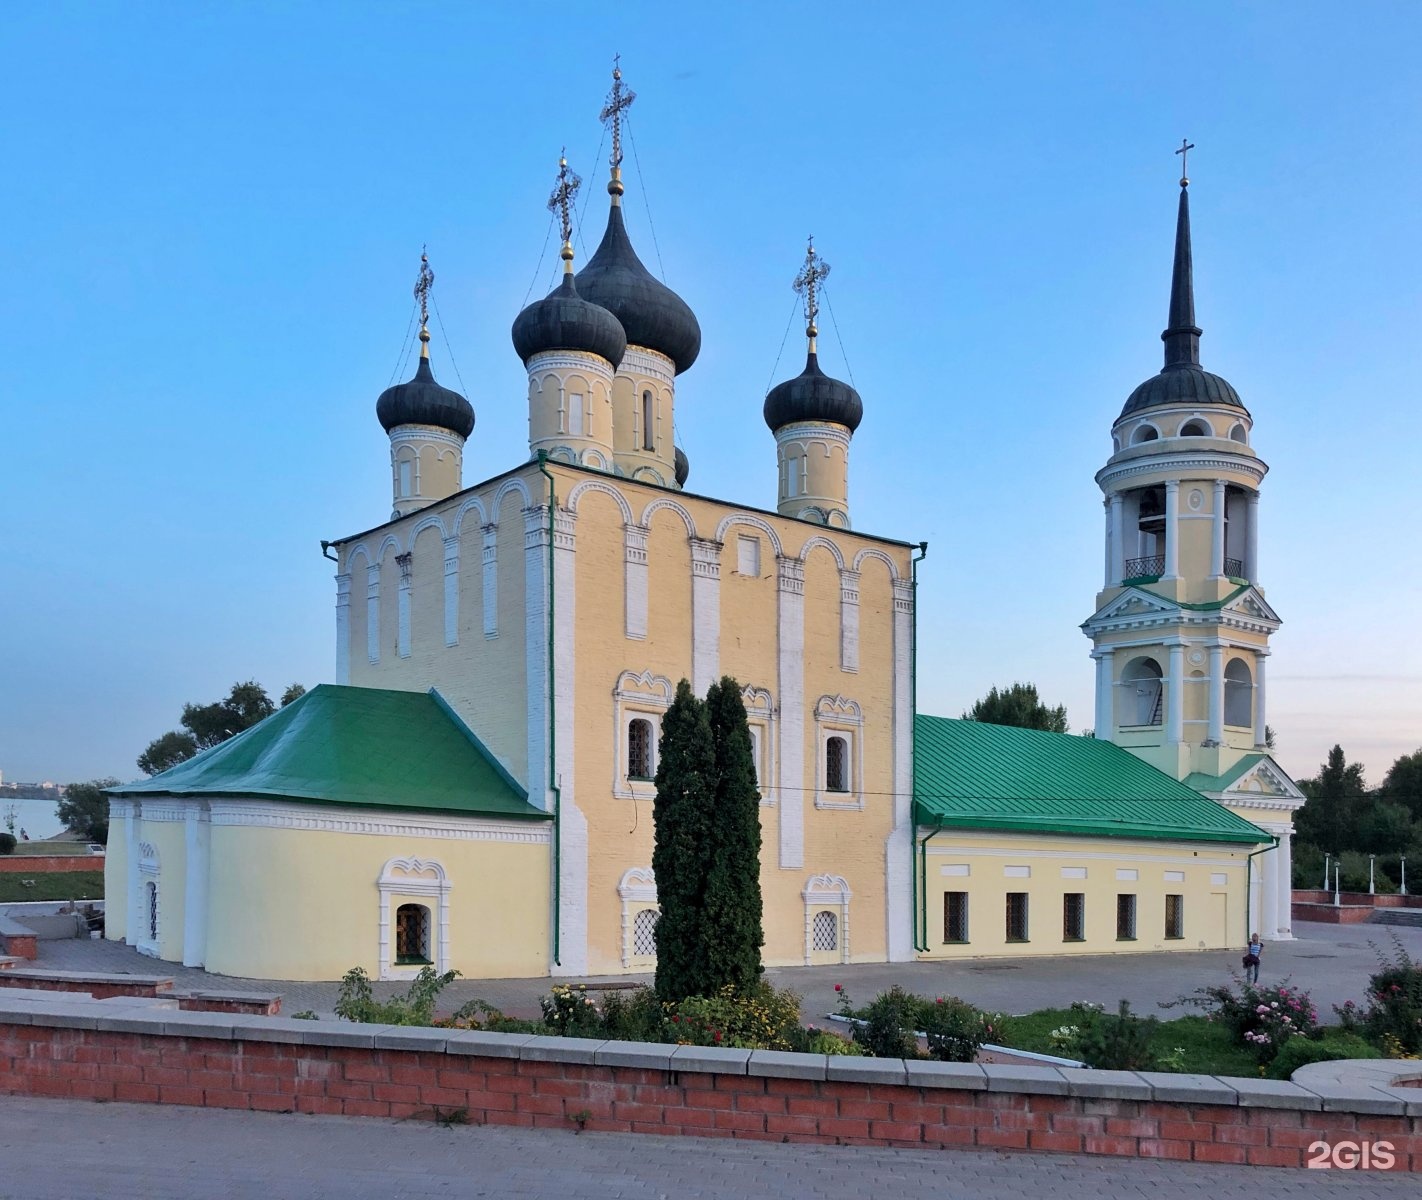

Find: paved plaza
0;1096;1411;1199
28;920;1422;1023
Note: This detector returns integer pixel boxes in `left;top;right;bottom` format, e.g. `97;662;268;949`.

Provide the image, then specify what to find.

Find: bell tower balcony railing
1123;554;1164;581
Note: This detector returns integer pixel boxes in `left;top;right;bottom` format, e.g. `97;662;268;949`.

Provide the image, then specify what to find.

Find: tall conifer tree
703;677;765;993
652;680;716;1001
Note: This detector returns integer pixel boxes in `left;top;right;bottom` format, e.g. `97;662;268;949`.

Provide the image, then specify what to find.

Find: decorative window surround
839;569;860;672
377;857;451;981
741;685;776;806
624;524;648;639
612;671;675;801
801;874;851;965
814;695;864;810
617;867;658;968
135;841;160;958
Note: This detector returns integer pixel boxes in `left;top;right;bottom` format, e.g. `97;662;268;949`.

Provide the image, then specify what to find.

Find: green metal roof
110;685;548;821
914;715;1268;844
1183;753;1268;794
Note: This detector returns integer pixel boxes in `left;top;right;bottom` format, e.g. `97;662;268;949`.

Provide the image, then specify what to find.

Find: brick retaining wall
0;1003;1418;1171
0;856;102;874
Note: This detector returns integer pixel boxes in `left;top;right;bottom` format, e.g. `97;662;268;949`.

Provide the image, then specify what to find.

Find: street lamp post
1333;862;1341;907
1369;854;1376;896
1322;853;1330;892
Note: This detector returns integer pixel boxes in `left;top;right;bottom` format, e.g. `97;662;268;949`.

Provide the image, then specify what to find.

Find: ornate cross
599;56;636;169
413;248;434;328
1176;138;1195;184
792;236;831;330
547;151;582;247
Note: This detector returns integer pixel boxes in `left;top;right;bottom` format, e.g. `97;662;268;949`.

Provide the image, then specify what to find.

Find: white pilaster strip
624;524;649;640
1245;492;1260;582
1211;481;1227;578
1167;642;1185;744
334;573;352;685
690;538;722;695
365;564;380;664
1109;494;1125;585
181;801;209;968
1093;648;1114;737
839;569;860;673
1163;480;1180;580
1275;831;1294;939
443;536;460;647
481;524;499;639
776;556;806;870
885;576;914;961
396;558;412;659
124;802;141;946
1208;643;1224;744
550;506;588;977
1254;653;1268;748
523;505;550;812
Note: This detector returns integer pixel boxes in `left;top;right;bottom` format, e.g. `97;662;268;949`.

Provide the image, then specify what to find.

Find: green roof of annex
913;715;1268;845
109;684;548;821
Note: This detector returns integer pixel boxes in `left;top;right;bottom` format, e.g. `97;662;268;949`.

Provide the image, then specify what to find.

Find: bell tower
1082;148;1280;783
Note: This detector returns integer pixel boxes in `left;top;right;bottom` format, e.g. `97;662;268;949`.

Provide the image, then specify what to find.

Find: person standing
1243;932;1262;984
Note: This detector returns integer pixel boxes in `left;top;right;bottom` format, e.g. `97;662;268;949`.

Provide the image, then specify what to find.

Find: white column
124;803;142;947
690;538;722;695
623;524;648;640
181;802;209;968
523;505;550;811
840;569;860;672
365;564;380;664
1211;481;1227;578
334;573;352;684
1163;481;1180;580
1245;492;1260;582
777;556;806;870
1254;653;1268;748
1261;835;1281;945
1094;648;1115;737
1167;643;1185;743
442;536;460;647
396;558;412;659
1207;643;1224;744
1109;494;1125;585
481;524;498;638
885;576;914;961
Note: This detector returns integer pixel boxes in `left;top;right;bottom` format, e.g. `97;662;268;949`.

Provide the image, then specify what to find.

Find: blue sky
2;1;1419;790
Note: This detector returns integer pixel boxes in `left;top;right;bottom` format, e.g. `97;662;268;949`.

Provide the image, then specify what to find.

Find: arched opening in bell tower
1120;657;1164;728
1224;659;1254;729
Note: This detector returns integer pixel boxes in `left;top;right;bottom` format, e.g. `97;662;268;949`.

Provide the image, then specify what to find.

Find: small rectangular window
1063;893;1085;941
398;459;413;498
567;393;584;435
1165;894;1184;940
627;718;654;780
1006;892;1029;942
641;391;655;451
737;535;761;577
1116;893;1137;940
943;892;969;943
825;736;848;792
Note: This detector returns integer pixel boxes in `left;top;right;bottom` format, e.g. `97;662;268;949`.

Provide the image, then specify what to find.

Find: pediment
1220;755;1306;807
1083;587;1178;628
1221;587;1281;625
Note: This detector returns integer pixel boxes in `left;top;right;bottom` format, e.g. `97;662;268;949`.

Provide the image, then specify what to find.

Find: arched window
812;909;838;952
825;736;848;792
1224;659;1253;728
641;390;655;451
1179;419;1210;437
628;718;654;780
1131;424;1159;445
395;903;431;964
1229;423;1248;444
1121;657;1164;727
145;881;159;941
633;908;659;957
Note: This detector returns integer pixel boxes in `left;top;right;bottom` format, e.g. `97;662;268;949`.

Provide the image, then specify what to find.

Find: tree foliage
1295;745;1369;854
137;680;300;776
963;682;1068;733
1380;748;1422;824
57;779;121;844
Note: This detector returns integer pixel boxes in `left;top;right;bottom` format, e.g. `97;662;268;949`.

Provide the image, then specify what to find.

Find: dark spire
1161;154;1201;370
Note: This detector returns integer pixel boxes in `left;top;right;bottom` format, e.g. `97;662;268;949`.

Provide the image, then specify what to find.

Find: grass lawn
0;872;105;903
996;1007;1260;1077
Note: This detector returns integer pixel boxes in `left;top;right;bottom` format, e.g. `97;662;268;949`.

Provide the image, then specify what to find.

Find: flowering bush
1048;1000;1159;1070
667;983;804;1050
1335;937;1422;1056
917;995;1001;1063
1178;977;1317;1063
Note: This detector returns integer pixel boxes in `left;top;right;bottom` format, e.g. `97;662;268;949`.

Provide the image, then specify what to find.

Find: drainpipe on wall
1244;835;1279;946
909;542;928;951
536;451;562;967
917;824;943;951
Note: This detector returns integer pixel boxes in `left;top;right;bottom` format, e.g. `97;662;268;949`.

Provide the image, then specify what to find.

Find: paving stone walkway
0;1096;1411;1198
29;920;1422;1023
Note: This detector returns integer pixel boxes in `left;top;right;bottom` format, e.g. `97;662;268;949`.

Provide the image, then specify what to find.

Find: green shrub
540;984;605;1037
597;987;670;1043
1337;937;1422;1056
1074;1001;1159;1071
853;985;922;1059
442;998;540;1034
333;966;458;1026
786;1026;864;1056
917;996;1000;1063
1174;977;1318;1064
0;833;15;855
669;982;803;1050
1266;1033;1380;1080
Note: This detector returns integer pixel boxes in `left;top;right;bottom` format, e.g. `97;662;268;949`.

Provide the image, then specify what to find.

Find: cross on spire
547;150;582;253
793;235;831;344
413;248;434;354
1176;138;1195;186
600;55;636;172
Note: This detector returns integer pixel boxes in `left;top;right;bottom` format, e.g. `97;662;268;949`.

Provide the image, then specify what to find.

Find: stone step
1371;909;1422;927
0;956;20;970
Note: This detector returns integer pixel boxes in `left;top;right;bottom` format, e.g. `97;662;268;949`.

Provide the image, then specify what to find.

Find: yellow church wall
920;832;1248;958
203;821;548;981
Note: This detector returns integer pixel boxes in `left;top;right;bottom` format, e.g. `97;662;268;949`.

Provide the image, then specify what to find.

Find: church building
106;79;1297;982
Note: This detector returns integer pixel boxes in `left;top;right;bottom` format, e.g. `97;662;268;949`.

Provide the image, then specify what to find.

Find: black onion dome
1122;365;1243;417
674;445;690;487
575;205;701;374
376;354;475;438
763;351;862;433
511;272;627;368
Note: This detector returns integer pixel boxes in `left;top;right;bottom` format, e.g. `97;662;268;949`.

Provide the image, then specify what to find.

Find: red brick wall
0;856;102;874
0;1023;1416;1171
0;977;170;999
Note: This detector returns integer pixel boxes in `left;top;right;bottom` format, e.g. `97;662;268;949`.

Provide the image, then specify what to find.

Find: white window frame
814;695;864;810
612;671;674;801
567;391;584;436
377;857;451;981
618;866;659;968
737;535;761;577
742;684;776;807
136;841;161;958
801;873;851;966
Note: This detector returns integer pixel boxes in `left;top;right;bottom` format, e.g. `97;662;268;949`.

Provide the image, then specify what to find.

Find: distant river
1;796;64;841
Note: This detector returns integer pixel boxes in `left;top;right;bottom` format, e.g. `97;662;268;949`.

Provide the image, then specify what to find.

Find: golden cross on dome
792;235;831;340
547;150;582;249
413;248;434;329
600;55;636;171
1176;138;1195;186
